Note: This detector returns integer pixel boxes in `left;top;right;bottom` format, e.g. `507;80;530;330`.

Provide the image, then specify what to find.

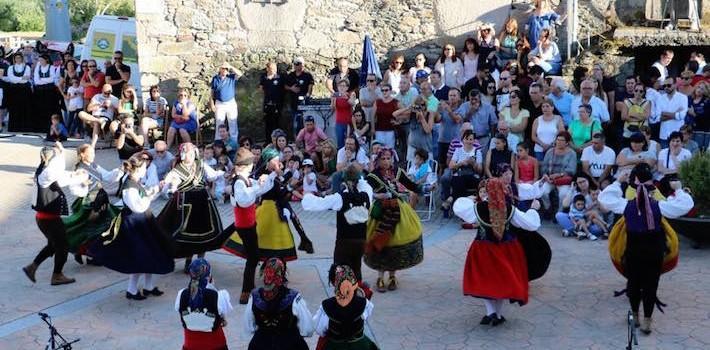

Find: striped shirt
144;97;168;117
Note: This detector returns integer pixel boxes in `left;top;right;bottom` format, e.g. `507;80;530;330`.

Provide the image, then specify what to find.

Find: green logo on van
97;39;110;50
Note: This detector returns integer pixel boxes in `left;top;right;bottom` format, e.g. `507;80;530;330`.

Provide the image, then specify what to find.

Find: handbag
552;175;572;186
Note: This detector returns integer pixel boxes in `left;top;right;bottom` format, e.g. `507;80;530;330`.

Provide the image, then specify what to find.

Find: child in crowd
202;144;217;167
567;194;597;241
587;189;611;237
369;141;383;172
47;114;68;142
213;154;231;203
66;77;84;138
406;148;435;207
301;158;319;196
347;108;371;148
286;155;303;201
515;142;538;184
212;140;233;169
217;125;238;160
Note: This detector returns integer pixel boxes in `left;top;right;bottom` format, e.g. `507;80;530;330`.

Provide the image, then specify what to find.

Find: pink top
296;127;328;153
517;157;537;184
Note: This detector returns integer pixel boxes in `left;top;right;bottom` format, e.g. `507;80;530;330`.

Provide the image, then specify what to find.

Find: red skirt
463;238;529;305
182;328;228;350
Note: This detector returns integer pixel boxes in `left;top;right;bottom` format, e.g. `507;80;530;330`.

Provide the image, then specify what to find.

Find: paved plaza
0;135;709;349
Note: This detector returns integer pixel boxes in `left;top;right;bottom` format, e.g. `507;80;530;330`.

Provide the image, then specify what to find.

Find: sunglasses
367;79;376;82
663;84;673;88
88;65;97;68
500;77;508;80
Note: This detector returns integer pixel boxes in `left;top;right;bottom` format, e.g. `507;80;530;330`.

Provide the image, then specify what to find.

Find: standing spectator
570;79;610;123
680;125;700;155
210;62;242;141
620;82;651;145
296;115;328;157
540;131;577;213
548;77;574;126
527;29;561;75
461;38;480;83
393;96;435;161
140;85;168;137
395;78;419;158
166;88;198;149
688;83;709;149
373;83;398;149
569;104;602;153
437;88;464;170
285;57;314;138
615;132;657;178
78;84;119;148
614;76;638;123
430;70;450;101
657;77;688;148
330;79;357;149
259;62;285;142
484;133;515;178
80;60;105;114
58;60;81;122
434;44;464;89
476;23;500;71
382;53;405;95
65;77;84;138
419;81;441;155
677;70;695;96
455;89;498;156
148;140;175;180
591;64;617;118
641;69;663;140
526;0;562;50
326;57;359;94
105;51;131;98
523;83;549;132
359;73;382;123
33;54;62;135
581;133;615;188
408;53;432;86
531;100;564;160
690;51;706;74
347;108;371;148
497;17;523;70
651;50;673;83
462;65;493;99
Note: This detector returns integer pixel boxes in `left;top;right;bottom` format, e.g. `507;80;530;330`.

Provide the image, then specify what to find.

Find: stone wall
136;0;570;140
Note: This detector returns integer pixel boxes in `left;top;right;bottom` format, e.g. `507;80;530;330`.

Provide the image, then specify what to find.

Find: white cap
302;158;314;166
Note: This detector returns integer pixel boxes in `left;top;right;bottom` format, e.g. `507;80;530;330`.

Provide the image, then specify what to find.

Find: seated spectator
498;89;529;141
213;140;233;169
688;83;709;149
615;132;657;180
531;100;565;160
216;125;238;160
331;136;369;192
115;115;144;161
347;107;371;148
569;104;602;154
117;84;138;119
540;131;577;213
239;136;252;150
406;148;436;208
141;85;168;137
47;114;68;142
527;28;561;75
315;139;338;180
296;115;328;157
639;125;661;157
547;77;574;126
330;79;357;149
148;140;175;180
166;88;198;150
65;77;85;138
484;133;515;178
138;151;160;189
78;83;119;148
359;74;381;123
515;141;538;184
489;120;520;153
580;133;615;189
496;17;523;70
300;158;319;196
440;129;482;217
656;131;692;196
554;173;605;238
202;144;217;167
680;125;700;155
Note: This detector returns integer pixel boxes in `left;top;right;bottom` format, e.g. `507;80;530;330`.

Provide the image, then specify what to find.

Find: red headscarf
486;178;509;240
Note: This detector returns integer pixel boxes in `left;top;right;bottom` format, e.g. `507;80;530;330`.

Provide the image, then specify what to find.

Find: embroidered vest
178;288;222;332
322;296;367;342
233;175;256;228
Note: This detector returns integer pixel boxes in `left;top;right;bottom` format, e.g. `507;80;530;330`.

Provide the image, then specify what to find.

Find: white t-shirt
302;172;318;193
580;145;616;178
90;94;119;119
451;146;483;166
656;148;692;179
336;147;370;168
67;86;84;111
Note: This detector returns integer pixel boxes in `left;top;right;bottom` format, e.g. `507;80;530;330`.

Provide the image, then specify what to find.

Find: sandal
376;278;386;293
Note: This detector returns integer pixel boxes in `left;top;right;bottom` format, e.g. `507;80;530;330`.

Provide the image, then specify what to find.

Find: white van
80;16;141;97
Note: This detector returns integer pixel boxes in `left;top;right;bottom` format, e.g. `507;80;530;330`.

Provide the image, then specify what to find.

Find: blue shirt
438;104;462;144
454;101;498;138
211;73;237;102
547;91;574;126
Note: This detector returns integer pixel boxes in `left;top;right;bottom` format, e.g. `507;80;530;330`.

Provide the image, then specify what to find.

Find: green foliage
0;0;45;32
678;152;710;216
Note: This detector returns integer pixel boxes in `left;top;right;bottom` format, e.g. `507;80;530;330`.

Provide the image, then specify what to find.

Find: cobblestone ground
1;136;709;349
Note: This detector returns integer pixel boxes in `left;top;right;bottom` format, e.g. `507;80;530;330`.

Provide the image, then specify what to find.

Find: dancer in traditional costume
243;257;314;350
176;258;233;350
23;142;88;285
159;143;229;269
302;164;373;281
64;144;123;264
599;163;693;334
3;52;33;132
222;148;277;304
364;147;423;293
453;178;545;325
90;154;174;300
313;264;378;350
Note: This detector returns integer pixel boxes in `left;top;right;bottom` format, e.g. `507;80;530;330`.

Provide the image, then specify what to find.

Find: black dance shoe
480;313;496;325
492;316;506;326
126;291;147;300
74;254;84;265
298;240;314;254
142;288;164;296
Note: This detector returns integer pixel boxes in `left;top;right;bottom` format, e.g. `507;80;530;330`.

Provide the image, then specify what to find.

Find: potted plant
668;151;710;248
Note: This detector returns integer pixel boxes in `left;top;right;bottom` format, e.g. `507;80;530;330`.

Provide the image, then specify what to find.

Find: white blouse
174;285;234;315
242;293;314;337
453;197;542;231
33;64;57;86
69;163;123;198
598;181;694;218
37;153;88;189
3;64;31;84
231;172;276;208
121;182;159;213
301;179;373;212
312;298;374;337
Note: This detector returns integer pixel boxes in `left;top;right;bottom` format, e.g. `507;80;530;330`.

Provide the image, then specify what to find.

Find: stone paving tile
1;136;710;349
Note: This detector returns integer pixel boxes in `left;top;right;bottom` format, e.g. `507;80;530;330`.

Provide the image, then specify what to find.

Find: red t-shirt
375;98;398;131
82;71;105;99
334;95;352;125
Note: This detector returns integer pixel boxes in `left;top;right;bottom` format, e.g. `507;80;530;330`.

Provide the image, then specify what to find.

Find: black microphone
38;312;49;319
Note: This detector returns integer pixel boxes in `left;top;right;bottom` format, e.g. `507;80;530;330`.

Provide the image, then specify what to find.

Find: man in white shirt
78;84;120;148
651;50;673;83
570;79;610;124
657;78;688;148
581;133;616;188
336;136;369;170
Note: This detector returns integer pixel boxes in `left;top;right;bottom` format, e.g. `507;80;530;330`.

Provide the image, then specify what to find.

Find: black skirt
5;83;34;132
513;228;552;281
33;84;62;135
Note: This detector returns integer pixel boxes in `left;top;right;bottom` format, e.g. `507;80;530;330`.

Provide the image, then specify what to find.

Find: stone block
335;30;362;45
140;73;160;88
157;41;198;55
141;56;184;74
299;28;330;50
246;31;298;49
175;8;212;31
433;0;510;37
236;0;307;32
